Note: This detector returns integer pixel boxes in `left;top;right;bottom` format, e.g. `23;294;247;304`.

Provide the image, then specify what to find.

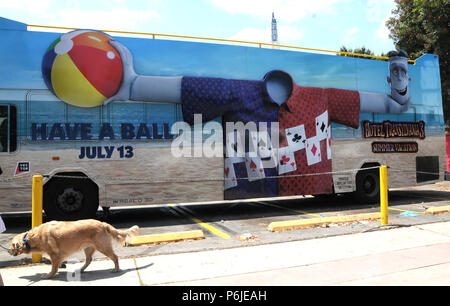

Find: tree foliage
338;46;377;60
386;0;449;125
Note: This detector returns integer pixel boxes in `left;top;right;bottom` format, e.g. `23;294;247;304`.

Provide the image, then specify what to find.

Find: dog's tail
105;223;140;246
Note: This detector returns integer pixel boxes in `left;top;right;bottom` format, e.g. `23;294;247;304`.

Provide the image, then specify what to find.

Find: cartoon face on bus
387;49;411;107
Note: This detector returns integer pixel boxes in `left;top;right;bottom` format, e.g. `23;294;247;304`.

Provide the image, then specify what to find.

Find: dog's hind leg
80;247;95;273
96;244;120;273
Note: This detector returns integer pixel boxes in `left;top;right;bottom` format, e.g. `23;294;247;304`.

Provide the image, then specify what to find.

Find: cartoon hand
103;39;138;105
385;95;411;113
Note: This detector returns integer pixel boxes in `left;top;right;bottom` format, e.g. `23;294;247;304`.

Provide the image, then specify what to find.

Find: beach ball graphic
42;30;123;108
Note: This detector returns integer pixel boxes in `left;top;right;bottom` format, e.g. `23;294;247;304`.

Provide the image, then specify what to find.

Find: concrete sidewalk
1;221;450;286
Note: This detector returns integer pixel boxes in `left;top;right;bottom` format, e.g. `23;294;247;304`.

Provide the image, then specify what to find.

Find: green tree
338;46;377;60
386;0;449;126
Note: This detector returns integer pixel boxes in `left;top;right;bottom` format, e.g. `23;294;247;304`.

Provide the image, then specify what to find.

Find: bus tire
43;173;99;221
354;168;380;204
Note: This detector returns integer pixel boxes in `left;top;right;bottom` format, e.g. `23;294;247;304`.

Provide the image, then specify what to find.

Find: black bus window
0;105;17;153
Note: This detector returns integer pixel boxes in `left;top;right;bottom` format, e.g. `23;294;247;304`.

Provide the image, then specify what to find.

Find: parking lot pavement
1;221;449;286
1;182;450;286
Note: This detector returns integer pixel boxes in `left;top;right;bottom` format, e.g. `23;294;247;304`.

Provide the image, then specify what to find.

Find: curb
267;212;381;232
127;230;205;246
425;205;450;215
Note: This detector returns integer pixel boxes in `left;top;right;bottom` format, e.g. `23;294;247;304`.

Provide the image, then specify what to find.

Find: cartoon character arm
104;39;257;124
326;88;361;128
359;91;411;114
326;87;411;129
104;39;182;105
181;77;259;124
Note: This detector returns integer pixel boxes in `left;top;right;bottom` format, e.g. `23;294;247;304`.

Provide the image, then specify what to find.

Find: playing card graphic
244;154;265;181
286;124;306;152
278;146;297;175
305;136;321;166
250;130;275;160
326;127;332;160
224;157;239;190
226;130;244;158
315;111;328;141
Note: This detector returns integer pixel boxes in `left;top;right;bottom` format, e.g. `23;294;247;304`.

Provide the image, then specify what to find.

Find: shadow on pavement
18;262;154;284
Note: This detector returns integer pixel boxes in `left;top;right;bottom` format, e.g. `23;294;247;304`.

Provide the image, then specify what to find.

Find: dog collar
21;233;31;251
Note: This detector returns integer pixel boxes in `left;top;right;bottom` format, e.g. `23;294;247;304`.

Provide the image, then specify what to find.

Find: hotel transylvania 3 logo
362;120;425;153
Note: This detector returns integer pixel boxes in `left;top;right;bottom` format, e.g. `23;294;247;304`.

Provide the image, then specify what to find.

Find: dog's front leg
42;255;62;279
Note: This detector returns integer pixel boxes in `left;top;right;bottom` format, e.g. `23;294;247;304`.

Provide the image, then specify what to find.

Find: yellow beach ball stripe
51;53;106;108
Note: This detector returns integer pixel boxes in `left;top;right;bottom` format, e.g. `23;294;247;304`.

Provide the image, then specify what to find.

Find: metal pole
31;175;43;263
379;166;388;225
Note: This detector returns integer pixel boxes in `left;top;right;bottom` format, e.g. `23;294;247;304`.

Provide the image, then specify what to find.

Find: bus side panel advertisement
0;18;445;210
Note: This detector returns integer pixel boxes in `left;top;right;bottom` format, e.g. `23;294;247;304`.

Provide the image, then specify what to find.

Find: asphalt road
1;181;450;268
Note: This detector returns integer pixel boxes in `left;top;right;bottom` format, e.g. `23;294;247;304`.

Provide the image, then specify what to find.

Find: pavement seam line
334;260;450;286
416;225;450;238
133;257;145;286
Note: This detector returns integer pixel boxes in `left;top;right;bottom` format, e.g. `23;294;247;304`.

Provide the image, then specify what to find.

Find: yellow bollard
379;166;388;225
31;175;43;263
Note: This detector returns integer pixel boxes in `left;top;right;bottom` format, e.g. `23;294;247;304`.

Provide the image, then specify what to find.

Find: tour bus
0;17;445;221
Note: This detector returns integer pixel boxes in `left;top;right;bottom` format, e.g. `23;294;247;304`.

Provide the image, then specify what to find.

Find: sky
0;0;397;56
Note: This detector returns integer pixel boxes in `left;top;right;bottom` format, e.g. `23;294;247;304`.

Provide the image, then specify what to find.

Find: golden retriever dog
9;219;139;279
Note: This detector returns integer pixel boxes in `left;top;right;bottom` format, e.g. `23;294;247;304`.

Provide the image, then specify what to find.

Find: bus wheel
43;173;99;221
354;168;380;204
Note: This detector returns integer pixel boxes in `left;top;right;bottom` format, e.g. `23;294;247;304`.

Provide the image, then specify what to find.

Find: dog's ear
11;232;26;245
10;234;19;247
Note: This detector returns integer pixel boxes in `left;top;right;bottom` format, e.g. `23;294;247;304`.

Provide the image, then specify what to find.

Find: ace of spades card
285;124;306;152
278;146;297;175
244;154;265;182
225;130;244;158
250;130;275;160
